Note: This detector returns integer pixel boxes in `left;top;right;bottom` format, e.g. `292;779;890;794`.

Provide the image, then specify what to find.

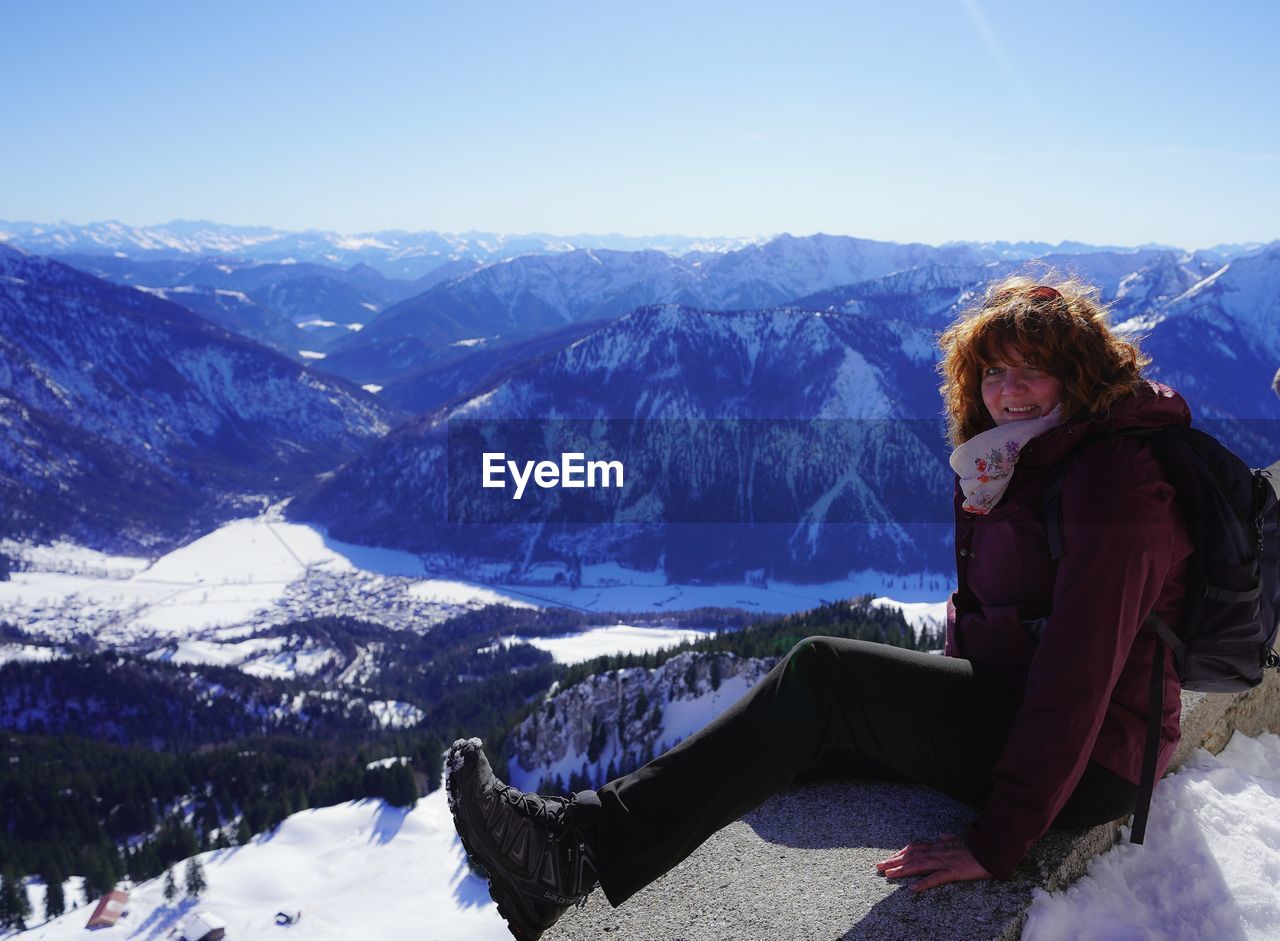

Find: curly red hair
937;274;1150;446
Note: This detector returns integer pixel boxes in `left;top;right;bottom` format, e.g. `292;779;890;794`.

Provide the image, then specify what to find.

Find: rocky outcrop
507;651;776;792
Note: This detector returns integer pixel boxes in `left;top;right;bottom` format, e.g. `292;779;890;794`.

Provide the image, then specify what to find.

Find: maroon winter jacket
945;380;1194;879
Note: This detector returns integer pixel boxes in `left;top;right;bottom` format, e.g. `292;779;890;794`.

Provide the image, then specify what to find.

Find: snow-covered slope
13;788;512;941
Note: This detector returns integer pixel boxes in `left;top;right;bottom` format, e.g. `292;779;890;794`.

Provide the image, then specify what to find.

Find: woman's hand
874;832;992;892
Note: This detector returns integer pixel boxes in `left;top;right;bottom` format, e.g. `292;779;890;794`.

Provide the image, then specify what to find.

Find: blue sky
3;0;1276;248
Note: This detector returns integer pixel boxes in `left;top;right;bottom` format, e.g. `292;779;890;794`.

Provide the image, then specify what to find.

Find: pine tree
0;867;31;930
163;868;177;903
79;849;114;905
388;763;418;808
184;858;206;898
42;866;65;920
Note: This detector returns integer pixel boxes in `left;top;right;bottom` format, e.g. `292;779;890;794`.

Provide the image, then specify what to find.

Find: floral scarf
950;405;1064;514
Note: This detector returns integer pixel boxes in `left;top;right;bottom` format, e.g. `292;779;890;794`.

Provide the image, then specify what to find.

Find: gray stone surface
548;669;1280;941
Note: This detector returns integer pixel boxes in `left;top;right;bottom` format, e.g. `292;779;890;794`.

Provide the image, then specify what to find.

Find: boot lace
493;783;598;900
494;782;578;833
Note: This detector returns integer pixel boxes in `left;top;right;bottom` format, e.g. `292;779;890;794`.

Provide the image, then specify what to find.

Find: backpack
1041;424;1280;843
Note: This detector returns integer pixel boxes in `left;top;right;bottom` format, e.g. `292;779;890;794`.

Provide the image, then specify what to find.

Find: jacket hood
1018;380;1192;469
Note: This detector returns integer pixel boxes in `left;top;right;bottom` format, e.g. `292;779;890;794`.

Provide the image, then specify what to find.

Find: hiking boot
446;737;601;941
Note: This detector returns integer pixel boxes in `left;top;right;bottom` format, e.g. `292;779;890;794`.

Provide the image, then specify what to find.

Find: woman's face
980;349;1063;427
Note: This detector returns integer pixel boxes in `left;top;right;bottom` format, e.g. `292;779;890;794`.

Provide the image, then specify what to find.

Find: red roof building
85;888;129;928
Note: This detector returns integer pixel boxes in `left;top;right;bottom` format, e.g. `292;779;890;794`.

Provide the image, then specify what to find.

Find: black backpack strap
1130;611;1173;845
1203;583;1261;604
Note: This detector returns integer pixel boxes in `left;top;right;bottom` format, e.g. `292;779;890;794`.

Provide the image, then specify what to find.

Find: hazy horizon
7;216;1269;256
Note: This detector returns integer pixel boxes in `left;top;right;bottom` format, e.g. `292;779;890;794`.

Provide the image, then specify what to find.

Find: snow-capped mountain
694;233;992;309
786;262;995;329
1157;243;1280;364
0;245;394;551
289;303;955;581
1127;244;1280;459
0;220;763;280
323;235;1000;385
788;250;1221;330
323;249;706;383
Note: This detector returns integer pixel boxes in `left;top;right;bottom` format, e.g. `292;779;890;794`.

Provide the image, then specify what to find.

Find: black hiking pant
588;636;1136;905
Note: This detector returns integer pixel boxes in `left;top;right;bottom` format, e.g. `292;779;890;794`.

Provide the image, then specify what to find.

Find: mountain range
3;223;1278;579
0;219;765;280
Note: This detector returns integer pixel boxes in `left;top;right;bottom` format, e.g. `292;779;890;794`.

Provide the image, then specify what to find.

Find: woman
446;275;1192;940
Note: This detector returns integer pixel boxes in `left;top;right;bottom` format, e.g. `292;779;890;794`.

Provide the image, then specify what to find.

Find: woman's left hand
874;832;993;892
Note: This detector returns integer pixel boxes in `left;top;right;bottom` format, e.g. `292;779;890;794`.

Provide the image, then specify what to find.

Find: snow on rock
366;701;425;729
507;650;775;792
240;644;342;680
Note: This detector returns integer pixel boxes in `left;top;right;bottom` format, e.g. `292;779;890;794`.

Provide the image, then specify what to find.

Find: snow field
1024;731;1280;940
